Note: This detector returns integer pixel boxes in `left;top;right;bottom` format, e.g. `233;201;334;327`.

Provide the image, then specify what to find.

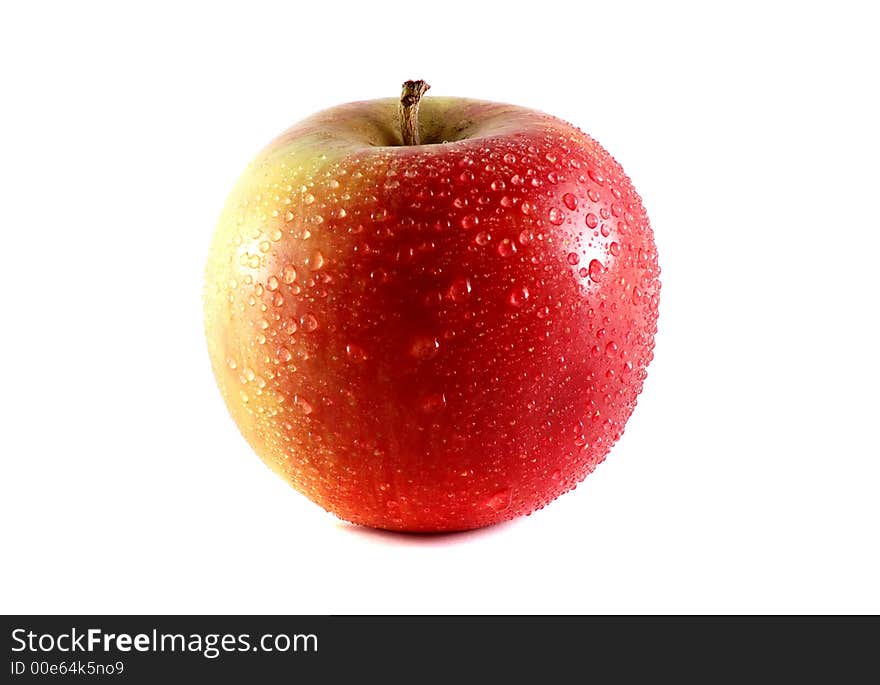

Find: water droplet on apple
303;193;315;205
548;208;564;225
588;169;605;185
294;395;313;415
266;276;279;291
585;213;599;229
309;250;325;270
300;313;318;332
562;193;578;210
282;265;297;283
448;277;473;302
588;259;604;282
503;153;517;164
566;252;580;265
461;214;479;229
497;239;517;257
277;346;292;362
508;286;529;307
474;231;491;246
484;489;512;512
609;241;620;256
518;229;532;246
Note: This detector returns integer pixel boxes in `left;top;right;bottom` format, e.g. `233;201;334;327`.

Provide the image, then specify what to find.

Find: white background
1;1;878;614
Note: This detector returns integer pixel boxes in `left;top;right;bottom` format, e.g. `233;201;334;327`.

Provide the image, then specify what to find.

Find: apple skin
204;95;660;532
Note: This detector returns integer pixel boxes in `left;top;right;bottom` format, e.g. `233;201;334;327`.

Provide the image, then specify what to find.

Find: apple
204;81;660;532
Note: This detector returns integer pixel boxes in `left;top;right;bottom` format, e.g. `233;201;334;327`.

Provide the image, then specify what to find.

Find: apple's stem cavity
399;79;430;146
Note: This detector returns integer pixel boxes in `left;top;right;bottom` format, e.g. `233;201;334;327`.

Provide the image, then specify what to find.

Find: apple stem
399;80;430;146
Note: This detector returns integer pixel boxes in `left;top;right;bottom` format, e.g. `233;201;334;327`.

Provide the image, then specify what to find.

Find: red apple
204;81;660;532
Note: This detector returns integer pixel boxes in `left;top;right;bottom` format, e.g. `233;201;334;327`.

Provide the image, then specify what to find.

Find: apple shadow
335;517;525;546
